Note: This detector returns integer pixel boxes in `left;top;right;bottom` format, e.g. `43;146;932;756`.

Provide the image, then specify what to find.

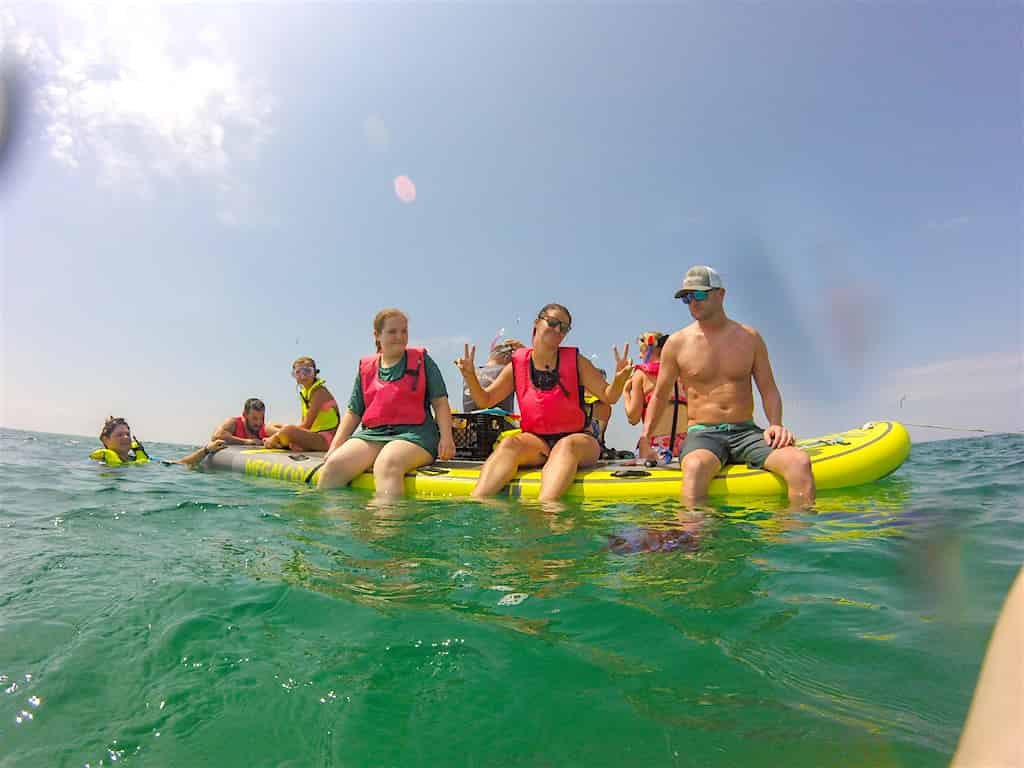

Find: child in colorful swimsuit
456;303;633;501
624;331;687;461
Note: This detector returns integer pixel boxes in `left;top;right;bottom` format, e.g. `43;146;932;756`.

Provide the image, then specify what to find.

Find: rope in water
903;422;1024;435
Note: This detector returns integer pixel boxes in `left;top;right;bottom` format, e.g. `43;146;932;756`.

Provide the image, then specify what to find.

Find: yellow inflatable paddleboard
204;420;910;500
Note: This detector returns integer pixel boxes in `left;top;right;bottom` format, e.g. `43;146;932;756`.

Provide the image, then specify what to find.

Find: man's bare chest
680;336;755;383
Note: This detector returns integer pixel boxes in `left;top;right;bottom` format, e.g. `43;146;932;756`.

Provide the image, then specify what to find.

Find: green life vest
89;441;151;466
300;378;340;433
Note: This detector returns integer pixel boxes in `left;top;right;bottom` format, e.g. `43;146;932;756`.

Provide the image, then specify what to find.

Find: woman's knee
325;446;355;467
550;436;598;463
373;452;406;476
319;447;364;487
376;444;429;476
493;434;535;460
498;434;528;452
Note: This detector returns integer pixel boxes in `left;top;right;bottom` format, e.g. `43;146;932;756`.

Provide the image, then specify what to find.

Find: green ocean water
1;428;1021;767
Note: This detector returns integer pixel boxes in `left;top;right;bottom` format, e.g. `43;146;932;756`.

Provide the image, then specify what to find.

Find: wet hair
100;416;129;443
373;308;409;352
243;398;266;413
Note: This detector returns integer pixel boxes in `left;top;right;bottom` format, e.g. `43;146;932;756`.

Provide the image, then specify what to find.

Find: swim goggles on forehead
538;315;571;334
678;289;716;304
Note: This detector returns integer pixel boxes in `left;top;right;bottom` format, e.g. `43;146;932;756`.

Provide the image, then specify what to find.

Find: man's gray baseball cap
674;265;724;298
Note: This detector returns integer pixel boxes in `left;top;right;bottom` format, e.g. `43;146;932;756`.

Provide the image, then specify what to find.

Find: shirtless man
644;266;815;504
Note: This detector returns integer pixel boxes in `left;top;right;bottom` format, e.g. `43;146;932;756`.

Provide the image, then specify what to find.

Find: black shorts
535;420;602;453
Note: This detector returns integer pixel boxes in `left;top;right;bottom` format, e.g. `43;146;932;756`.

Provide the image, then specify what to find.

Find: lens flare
394;175;416;203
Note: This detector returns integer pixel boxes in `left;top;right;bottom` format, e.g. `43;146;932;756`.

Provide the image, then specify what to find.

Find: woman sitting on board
623;331;688;462
263;357;340;452
90;416;225;467
317;308;456;496
455;303;633;501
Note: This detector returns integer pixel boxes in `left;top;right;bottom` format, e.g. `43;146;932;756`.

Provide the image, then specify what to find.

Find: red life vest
512;347;586;436
359;347;428;428
233;416;268;439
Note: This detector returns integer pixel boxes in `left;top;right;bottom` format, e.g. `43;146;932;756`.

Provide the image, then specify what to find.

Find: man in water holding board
644;266;815;504
212;398;278;446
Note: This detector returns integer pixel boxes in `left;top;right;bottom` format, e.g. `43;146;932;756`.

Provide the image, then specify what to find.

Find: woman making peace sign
456;303;633;501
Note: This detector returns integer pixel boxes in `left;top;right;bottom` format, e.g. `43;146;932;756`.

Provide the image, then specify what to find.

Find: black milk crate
451;412;514;459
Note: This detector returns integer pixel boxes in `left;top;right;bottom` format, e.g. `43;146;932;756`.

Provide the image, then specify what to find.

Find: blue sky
2;2;1021;449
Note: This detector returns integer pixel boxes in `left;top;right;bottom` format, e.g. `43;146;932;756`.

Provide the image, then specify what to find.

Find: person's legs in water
722;424;815;505
372;440;433;497
680;449;723;502
472;432;549;498
317;439;381;489
762;446;815;505
678;430;729;501
539;433;601;501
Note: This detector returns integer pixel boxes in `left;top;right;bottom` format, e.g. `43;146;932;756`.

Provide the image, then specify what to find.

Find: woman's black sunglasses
538;315;571;334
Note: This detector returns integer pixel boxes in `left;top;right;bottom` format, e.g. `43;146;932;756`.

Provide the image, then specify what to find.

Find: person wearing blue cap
645;265;815;504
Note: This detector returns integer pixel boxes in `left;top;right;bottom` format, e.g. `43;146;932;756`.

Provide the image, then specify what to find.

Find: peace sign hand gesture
611;343;634;384
454;343;477;379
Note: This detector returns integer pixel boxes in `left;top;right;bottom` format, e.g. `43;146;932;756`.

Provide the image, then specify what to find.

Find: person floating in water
263;357;340;452
317;308;456;496
456;303;633;501
645;266;815;504
211;398;279;446
90;416;225;467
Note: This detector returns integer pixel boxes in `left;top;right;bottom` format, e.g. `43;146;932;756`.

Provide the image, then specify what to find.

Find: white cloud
2;5;270;219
